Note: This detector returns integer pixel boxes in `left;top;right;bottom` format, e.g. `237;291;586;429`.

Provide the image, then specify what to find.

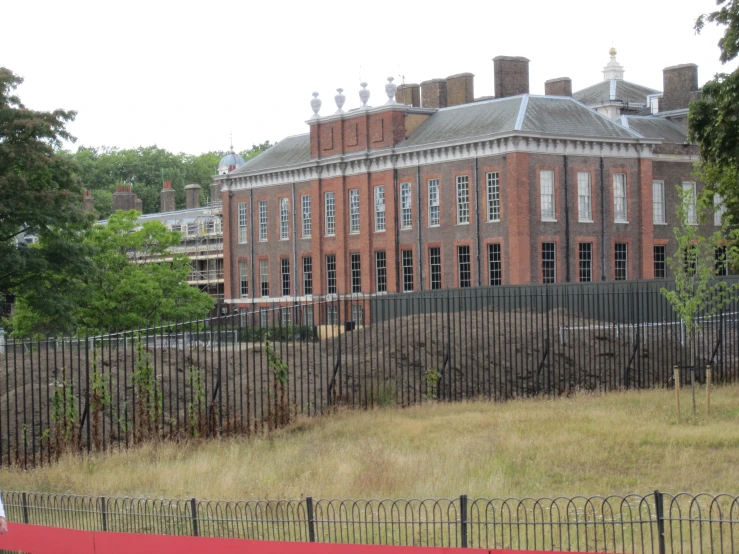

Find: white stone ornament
334;88;346;114
310;92;321;118
359;82;370;108
385;76;397;104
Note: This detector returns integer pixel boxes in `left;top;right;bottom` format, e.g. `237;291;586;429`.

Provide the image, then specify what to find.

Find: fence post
654;490;666;554
190;497;199;537
21;492;29;524
306;496;316;543
100;496;107;532
460;494;468;548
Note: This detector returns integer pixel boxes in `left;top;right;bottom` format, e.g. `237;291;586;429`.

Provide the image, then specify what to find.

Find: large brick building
213;51;725;320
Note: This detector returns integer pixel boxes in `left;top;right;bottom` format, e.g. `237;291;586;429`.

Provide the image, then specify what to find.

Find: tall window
260;308;269;327
280;258;290;296
239;261;249;297
683;182;697;225
540;170;555;220
326;254;337;294
487;172;500;222
614;173;627;222
458;245;471;287
488;243;502;285
456;175;470;224
428;247;442;290
400;182;412;229
348;189;360;234
579;243;592;282
303;256;313;296
653;181;665;224
259;259;269;297
325;192;335;236
279;197;289;240
714;194;726;227
615;243;628;280
375;251;387;293
716;246;728;276
351;304;364;324
326;304;338;325
374;186;386;232
350;253;361;293
542;242;556;284
302;194;312;238
428;179;440;227
654;245;666;279
238;202;247;243
577;172;592;222
402;249;414;292
258;200;267;241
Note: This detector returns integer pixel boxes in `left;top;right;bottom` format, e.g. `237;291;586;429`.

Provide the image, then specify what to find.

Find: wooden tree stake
674;365;681;420
706;365;712;418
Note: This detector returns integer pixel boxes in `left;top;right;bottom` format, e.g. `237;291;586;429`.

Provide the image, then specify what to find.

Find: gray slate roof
231;134;310;175
520;96;637;139
619;116;688;143
574;80;660;107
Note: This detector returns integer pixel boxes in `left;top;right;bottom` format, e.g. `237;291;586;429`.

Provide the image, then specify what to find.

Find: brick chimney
185;183;201;209
83;189;95;213
397;83;421;107
446;73;474;106
493;56;530;98
112;184;136;212
160;181;176;213
209;182;222;205
133;195;143;213
421;78;447;108
661;63;698;112
544;77;572;97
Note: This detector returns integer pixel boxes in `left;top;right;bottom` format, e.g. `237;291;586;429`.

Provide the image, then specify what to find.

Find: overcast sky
3;0;738;156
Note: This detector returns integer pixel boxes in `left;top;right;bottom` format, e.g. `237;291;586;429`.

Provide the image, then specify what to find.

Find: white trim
514;95;529;131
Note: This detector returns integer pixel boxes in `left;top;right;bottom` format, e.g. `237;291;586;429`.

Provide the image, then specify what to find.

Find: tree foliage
0;67;91;299
690;0;739;226
10;211;215;335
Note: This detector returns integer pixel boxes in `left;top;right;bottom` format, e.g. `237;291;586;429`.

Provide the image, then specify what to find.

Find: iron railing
1;280;738;467
1;491;737;552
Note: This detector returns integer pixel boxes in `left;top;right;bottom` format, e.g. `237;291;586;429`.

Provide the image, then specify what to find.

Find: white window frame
486;172;500;222
577;172;592;222
349;189;360;234
682;182;697;225
259;259;269;297
258;200;268;242
428;179;440;227
280;258;290;296
374;186;386;232
400;182;412;230
237;202;247;244
239;260;249;297
653;180;666;225
375;251;387;293
540;170;555;221
615;242;628;281
325;192;335;236
714;194;726;227
613;173;628;223
456;175;470;225
301;194;311;238
279;197;289;240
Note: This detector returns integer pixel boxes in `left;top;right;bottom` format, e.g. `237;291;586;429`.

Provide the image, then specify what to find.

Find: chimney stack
133;195;143;213
421;78;448;108
544;77;572;97
185;183;201;210
446;73;475;106
493;56;530;98
210;182;221;205
83;189;95;213
160;180;176;213
661;63;698;112
397;83;421;107
112;184;136;212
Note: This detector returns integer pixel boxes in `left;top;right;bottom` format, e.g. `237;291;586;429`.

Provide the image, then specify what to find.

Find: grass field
1;385;738;501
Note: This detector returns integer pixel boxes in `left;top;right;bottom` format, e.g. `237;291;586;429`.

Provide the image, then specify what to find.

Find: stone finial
385;76;397;104
310;92;321;118
359;82;370;108
334;88;346;114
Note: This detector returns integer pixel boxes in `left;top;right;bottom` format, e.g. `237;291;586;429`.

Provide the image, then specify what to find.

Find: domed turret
218;151;246;175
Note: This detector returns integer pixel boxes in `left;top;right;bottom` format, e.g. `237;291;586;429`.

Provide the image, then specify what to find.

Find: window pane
279;197;289;240
326;254;337;294
540;170;555;220
325;192;335;236
428;179;440;227
259;259;269;297
654;245;666;279
238;202;247;244
682;182;697;225
487;172;500;221
402;249;414;292
429;247;442;290
652;181;665;224
374;186;386;231
375;251;387;293
303;256;313;296
258;201;268;241
349;189;360;234
458;245;471;287
716;246;728;276
579;242;592;282
456;176;470;224
401;183;412;229
351;253;361;293
614;173;627;222
302;195;311;238
714;194;726;227
615;243;628;280
577;172;592;221
488;243;502;285
239;260;249;297
542;242;556;284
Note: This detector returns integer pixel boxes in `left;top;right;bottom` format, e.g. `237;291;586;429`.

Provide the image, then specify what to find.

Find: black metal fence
1;490;738;553
1;280;738;467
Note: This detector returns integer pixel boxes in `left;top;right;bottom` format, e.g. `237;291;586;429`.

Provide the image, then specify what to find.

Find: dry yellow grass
1;385;738;501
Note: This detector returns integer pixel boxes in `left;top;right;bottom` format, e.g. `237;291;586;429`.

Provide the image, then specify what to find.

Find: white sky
3;0;738;155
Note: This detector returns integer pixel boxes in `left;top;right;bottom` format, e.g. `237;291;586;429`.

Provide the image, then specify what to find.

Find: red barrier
0;523;591;554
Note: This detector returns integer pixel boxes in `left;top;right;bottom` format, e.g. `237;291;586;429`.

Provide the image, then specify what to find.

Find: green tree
11;210;214;335
0;67;91;301
690;0;739;226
